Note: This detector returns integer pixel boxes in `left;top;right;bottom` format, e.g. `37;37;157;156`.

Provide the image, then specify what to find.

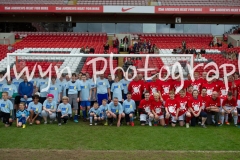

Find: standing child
89;102;101;126
79;74;92;122
111;76;124;103
16;102;29;128
57;96;72;126
66;73;80;123
0;92;13;127
122;92;136;126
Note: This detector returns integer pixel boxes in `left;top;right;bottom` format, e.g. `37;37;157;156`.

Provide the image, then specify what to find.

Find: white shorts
157;115;164;119
237;100;240;109
140;114;147;122
178;114;185;121
222;107;237;113
171;116;177;123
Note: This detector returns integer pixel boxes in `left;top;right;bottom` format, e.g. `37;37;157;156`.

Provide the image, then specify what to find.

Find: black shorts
14;95;21;105
90;100;97;107
237;108;240;114
39;97;46;104
0;112;10;124
33;114;42;121
140;121;146;125
135;101;140;109
125;113;134;123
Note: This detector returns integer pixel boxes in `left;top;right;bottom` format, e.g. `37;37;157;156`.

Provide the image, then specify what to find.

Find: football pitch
0;121;240;160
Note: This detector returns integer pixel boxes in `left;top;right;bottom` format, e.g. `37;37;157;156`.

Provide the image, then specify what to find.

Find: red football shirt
147;80;160;95
200;95;208;110
213;79;222;92
235;79;240;100
165;98;180;116
184;79;192;88
202;83;217;97
188;97;202;114
186;92;192;99
199;77;207;84
222;97;237;107
218;81;228;99
176;96;188;116
206;97;221;109
139;99;152;114
151;100;163;116
191;79;202;92
159;81;173;101
128;80;144;101
173;80;187;95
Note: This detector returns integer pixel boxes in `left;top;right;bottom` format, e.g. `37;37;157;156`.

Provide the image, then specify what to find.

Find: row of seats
2;47;84;76
0;45;8;61
81;57;118;77
12;32;107;39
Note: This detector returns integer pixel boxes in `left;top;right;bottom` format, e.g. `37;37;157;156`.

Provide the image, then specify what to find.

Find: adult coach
128;75;144;117
96;74;111;106
18;75;33;107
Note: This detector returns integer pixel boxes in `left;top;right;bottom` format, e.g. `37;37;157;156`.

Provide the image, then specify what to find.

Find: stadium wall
0;33;15;44
228;35;240;47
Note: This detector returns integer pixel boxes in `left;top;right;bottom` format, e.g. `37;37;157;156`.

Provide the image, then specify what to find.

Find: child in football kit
138;92;154;126
122;92;136;126
57;96;72;126
0;92;13;127
99;99;109;126
16;102;29;128
165;90;180;127
176;89;192;128
107;97;125;127
188;90;207;128
89;102;102;126
151;93;165;126
28;95;42;125
220;92;238;126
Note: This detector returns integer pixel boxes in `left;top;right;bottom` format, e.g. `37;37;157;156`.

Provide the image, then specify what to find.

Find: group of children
0;71;240;128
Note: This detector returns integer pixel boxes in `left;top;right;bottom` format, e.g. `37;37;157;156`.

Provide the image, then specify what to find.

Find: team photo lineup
1;70;239;128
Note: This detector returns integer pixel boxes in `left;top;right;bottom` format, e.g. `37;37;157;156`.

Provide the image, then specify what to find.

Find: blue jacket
18;81;33;98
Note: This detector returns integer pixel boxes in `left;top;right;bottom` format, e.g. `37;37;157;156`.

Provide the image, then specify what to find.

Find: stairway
118;51;128;79
76;56;87;73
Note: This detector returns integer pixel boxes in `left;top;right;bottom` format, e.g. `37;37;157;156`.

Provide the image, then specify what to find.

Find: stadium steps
77;56;87;74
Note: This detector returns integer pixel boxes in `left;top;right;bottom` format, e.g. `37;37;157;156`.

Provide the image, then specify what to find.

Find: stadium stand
0;0;148;6
1;32;119;77
2;0;240;6
158;0;240;6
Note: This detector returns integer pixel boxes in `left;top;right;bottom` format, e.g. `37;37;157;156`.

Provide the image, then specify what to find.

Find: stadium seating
0;45;8;61
0;33;118;77
141;33;214;49
81;57;118;77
